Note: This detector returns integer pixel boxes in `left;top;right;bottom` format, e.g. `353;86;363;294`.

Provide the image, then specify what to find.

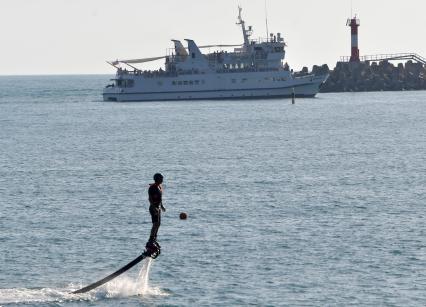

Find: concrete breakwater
307;61;426;92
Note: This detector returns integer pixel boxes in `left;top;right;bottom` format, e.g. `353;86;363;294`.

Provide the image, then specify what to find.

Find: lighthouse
347;16;360;62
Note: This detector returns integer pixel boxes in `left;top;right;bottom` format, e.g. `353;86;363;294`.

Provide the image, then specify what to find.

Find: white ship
103;8;328;102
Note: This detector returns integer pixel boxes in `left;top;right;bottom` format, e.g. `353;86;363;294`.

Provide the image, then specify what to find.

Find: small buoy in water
179;212;187;220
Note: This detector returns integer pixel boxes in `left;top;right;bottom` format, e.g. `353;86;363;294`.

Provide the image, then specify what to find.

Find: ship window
274;47;284;52
117;79;134;88
191;52;195;59
172;81;177;85
178;81;183;85
189;80;194;85
195;80;200;85
184;81;188;85
157;81;163;86
201;80;205;84
231;79;236;83
241;78;247;83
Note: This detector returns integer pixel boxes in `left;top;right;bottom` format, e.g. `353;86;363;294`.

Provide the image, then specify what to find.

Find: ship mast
236;6;251;49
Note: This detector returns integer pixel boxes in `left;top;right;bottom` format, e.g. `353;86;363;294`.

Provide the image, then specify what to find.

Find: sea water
0;75;425;306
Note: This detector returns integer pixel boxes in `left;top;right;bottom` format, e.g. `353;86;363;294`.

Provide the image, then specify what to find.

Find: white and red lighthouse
346;16;360;62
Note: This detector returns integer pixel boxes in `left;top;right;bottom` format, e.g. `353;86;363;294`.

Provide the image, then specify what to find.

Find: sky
1;0;425;75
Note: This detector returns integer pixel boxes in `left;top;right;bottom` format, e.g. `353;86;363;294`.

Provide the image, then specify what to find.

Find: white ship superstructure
103;8;328;102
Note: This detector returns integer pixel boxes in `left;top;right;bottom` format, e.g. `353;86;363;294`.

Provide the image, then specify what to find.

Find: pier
319;59;426;93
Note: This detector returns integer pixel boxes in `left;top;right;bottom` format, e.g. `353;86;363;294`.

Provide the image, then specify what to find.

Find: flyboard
72;241;161;294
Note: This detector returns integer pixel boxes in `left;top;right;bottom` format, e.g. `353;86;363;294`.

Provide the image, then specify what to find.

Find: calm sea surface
0;75;425;306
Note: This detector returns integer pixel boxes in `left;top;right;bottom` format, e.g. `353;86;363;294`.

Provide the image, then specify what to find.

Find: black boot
144;238;161;259
148;237;161;248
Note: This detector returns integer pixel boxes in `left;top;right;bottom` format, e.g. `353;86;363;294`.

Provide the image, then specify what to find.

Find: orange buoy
179;212;187;220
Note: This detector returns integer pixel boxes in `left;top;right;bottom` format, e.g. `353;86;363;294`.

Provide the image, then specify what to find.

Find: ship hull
103;74;328;102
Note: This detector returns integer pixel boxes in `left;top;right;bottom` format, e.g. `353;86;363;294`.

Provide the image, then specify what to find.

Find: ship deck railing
116;67;286;78
117;69;179;78
215;67;281;73
249;37;283;44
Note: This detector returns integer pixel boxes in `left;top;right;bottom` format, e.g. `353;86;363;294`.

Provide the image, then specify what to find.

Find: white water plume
0;287;77;305
137;257;153;294
0;258;166;305
104;257;159;297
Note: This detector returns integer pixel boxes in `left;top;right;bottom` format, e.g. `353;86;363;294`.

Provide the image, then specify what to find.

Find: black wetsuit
148;184;162;242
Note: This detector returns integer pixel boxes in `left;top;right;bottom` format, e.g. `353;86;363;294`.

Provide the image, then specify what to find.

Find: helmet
153;173;164;183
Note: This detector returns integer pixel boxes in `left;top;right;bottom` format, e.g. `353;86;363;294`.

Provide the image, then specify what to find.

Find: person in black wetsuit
148;173;166;245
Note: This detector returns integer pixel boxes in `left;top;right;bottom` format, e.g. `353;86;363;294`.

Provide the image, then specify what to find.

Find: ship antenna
265;0;269;42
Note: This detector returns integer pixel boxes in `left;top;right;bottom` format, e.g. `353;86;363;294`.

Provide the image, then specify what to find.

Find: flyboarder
147;173;165;249
70;173;166;295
